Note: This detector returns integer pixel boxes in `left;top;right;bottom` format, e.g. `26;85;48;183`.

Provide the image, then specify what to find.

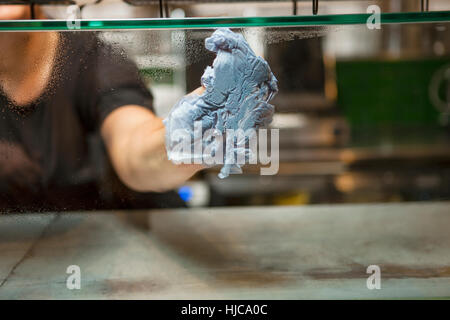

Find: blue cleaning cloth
163;28;278;178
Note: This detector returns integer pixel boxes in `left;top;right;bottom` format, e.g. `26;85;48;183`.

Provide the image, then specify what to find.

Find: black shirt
0;32;183;212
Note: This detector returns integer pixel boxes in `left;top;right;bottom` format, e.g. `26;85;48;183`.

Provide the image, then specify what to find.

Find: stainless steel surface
1;202;449;299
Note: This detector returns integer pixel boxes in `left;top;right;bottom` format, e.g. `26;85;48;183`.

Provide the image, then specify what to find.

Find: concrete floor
1;201;450;299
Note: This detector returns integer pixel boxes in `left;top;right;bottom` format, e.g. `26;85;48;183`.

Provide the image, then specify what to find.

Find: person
0;5;204;212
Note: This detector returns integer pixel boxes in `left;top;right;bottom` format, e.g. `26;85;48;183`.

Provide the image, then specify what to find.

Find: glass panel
0;4;449;209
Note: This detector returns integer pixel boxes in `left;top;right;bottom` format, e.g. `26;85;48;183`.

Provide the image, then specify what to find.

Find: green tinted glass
0;11;449;31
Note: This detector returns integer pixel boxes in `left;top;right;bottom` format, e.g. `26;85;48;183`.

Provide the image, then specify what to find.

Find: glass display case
2;0;450;301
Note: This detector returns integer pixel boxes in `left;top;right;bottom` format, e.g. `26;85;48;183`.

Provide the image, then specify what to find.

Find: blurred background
7;0;450;208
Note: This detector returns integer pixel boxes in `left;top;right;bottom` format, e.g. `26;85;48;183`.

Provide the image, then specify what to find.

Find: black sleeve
75;33;154;132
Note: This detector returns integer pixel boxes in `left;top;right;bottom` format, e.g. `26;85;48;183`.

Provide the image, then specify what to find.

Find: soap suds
164;28;278;178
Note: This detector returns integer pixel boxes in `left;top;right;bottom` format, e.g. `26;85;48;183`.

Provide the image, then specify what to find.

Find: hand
188;86;205;96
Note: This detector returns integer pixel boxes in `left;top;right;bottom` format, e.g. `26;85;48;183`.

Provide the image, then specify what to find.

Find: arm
101;104;203;193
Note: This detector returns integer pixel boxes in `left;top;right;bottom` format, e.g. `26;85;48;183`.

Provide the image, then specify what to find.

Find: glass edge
0;11;448;31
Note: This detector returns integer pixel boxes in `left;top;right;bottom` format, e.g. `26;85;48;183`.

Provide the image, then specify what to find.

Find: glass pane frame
0;11;449;31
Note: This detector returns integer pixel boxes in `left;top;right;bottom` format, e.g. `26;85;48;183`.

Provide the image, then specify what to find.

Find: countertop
1;201;450;299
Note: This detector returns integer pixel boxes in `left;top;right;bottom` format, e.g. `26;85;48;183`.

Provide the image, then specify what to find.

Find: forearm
102;105;203;193
123;117;202;192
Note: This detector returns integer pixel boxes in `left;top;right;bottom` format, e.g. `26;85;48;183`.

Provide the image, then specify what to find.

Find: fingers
188;86;205;96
